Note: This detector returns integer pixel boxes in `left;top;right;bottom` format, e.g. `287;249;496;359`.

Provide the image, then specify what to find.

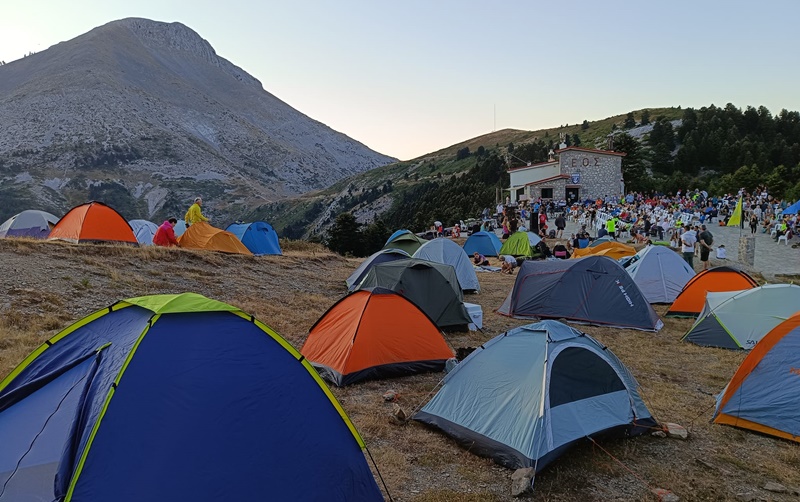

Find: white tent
624;245;695;303
412;238;480;292
128;219;159;246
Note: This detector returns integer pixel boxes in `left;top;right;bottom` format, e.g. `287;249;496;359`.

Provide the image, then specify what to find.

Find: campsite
2;237;800;501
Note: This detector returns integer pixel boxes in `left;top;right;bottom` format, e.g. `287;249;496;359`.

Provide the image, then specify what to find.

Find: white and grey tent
623;245;695;303
682;284;800;349
414;320;656;471
129;220;159;246
412;238;480;292
345;248;410;291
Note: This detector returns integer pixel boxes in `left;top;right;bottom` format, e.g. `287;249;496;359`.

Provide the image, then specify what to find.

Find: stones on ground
651;430;667;438
510;467;535;497
389;403;407;424
763;481;787;493
382;390;397;402
664;422;689;439
652;488;679;501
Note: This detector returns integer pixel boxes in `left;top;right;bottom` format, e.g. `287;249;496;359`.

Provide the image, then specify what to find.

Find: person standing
698;224;714;270
681;226;697;269
185;197;209;227
555;213;566;239
153;218;179;247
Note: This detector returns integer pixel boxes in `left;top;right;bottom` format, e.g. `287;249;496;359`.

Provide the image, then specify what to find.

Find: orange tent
571;241;636;260
178;222;252;255
666;266;757;317
713;312;800;441
301;287;454;386
48;201;137;245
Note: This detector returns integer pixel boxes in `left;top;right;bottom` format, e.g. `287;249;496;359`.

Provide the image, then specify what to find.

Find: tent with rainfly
128;219;159;246
383;230;427;255
782;200;800;215
357;258;471;328
682;284;800;349
571;240;636;260
623;245;696;303
712;312;800;441
178;222;252;255
225;221;282;255
0;293;383;501
462;231;503;257
414;320;656;471
499;231;535;258
48;201;138;245
498;256;663;331
413;238;480;292
666;266;758;318
346;248;410;291
0;210;60;239
301;287;454;386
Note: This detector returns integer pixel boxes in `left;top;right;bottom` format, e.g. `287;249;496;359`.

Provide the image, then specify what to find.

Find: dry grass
1;238;799;501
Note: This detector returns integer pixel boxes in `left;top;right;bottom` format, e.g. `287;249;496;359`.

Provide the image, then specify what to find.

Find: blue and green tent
0;293;382;501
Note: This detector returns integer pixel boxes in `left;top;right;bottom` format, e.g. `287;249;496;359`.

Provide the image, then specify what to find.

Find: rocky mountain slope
0;18;395;223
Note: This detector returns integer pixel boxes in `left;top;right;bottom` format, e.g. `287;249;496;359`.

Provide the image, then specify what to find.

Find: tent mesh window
549;347;626;407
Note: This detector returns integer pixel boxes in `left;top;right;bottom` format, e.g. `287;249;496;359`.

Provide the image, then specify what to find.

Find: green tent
499;231;534;258
383;231;428;255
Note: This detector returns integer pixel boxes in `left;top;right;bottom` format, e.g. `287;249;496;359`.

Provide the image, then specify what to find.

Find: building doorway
566;187;580;203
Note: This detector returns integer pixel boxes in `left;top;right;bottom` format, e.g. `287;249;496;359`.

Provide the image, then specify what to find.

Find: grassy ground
0;238;798;501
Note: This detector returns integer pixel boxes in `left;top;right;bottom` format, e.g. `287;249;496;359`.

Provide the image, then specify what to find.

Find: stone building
507;146;625;203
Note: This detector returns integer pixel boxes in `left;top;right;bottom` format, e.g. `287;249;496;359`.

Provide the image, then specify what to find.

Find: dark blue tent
0;293;381;501
462;231;503;257
226;221;282;255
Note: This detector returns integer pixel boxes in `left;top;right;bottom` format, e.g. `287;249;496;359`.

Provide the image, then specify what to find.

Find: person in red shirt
153;218;179;247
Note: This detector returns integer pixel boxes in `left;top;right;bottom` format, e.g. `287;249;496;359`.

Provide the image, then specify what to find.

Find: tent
413;238;480;292
414;320;656;470
301;287;454;386
526;231;542;246
498;231;534;258
666;266;758;318
48;201;137;245
712;312;800;442
0;210;59;239
782;200;800;215
462;231;502;257
0;293;382;501
589;235;615;247
178;222;252;255
357;258;471;328
129;219;159;246
571;241;636;260
346;248;410;291
226;221;282;255
383;230;427;255
498;256;663;331
624;245;696;303
682;284;800;349
173;219;187;237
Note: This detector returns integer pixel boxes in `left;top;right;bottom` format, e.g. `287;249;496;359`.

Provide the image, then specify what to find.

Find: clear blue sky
2;1;799;160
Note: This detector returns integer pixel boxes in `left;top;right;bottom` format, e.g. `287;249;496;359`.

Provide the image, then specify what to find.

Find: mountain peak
108;18;220;66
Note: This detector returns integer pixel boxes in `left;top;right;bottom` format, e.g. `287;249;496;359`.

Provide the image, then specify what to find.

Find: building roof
525;174;571;186
507;160;558;173
555;146;626;157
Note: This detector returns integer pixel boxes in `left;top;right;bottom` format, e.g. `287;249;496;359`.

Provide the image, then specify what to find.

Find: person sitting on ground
500;255;517;274
185;197;209;227
153;217;179;247
472;252;489;266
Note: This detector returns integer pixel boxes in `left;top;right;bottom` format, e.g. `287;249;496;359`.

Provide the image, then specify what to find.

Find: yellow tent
727;197;743;227
571;240;636;261
178;222;253;255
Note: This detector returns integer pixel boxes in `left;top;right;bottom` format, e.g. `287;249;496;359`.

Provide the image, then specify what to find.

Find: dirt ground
1;238;799;501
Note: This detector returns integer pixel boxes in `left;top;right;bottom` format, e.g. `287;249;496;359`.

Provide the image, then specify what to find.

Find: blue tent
0;293;382;501
129;219;159;246
385;229;412;244
173;219;187;237
782;200;800;215
346;248;410;291
415;320;656;471
462;231;503;257
226;221;282;255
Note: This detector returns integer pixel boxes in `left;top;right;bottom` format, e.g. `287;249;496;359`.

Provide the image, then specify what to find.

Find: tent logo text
614;279;635;307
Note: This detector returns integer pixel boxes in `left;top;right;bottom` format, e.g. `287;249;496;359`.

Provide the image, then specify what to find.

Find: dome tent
498;231;534;258
413;238;480;292
462;231;503;257
129;219;159;246
383;230;427;255
225;221;282;255
178;222;252;255
48;201;137;245
623;245;695;303
0;210;59;239
346;248;410;291
414;320;656;471
666;266;758;318
0;293;383;501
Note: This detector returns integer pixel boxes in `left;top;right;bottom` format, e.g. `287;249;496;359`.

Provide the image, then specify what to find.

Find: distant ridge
0;18;395;222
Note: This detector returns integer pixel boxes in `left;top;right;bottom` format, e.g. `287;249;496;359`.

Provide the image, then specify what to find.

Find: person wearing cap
185;197;209;227
698;224;714;270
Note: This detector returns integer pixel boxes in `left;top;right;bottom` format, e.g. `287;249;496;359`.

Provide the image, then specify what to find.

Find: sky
2;1;799;161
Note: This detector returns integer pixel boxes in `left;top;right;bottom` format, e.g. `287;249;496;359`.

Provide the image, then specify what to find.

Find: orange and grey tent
178;222;252;255
713;312;800;441
301;287;454;386
571;241;636;260
665;266;757;318
48;201;137;245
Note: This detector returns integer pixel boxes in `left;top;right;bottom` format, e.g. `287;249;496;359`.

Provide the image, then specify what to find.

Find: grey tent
498;256;663;331
129;219;159;246
413;238;480;292
346;248;410;291
682;284;800;349
624;245;695;303
414;320;656;470
357;258;471;328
